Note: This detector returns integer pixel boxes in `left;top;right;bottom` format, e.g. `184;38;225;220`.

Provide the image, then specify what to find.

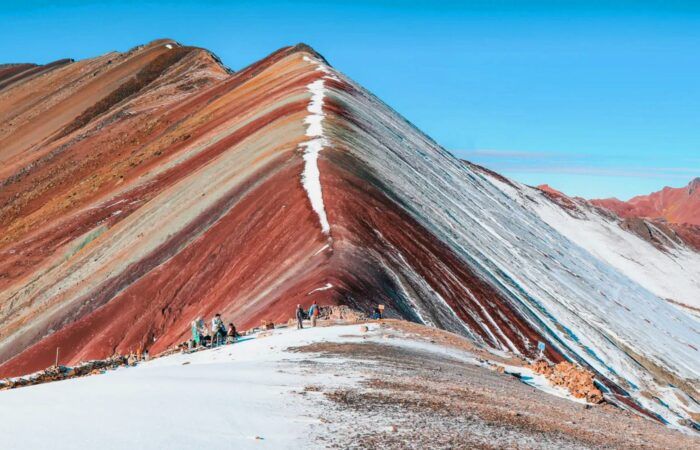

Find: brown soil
294;339;699;449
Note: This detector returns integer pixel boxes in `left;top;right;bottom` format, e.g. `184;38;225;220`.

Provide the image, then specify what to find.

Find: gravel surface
291;336;699;449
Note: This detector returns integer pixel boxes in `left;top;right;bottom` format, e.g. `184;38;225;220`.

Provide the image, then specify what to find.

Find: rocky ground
292;322;699;449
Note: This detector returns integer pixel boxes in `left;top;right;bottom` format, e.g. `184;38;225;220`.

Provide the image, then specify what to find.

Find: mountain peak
0;41;698;430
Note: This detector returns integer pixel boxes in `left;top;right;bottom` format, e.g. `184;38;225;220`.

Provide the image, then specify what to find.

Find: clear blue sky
2;1;699;199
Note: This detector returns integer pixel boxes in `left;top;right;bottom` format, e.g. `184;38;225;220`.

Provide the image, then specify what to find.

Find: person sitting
226;323;239;344
371;307;382;320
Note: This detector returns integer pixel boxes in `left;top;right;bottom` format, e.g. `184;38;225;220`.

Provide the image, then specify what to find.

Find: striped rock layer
0;40;698;430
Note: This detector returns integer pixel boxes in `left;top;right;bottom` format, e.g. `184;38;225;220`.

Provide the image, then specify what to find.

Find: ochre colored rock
529;360;604;404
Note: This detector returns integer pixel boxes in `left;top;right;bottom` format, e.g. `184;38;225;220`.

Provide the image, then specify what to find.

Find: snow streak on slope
319;66;700;428
488;177;700;316
298;55;337;236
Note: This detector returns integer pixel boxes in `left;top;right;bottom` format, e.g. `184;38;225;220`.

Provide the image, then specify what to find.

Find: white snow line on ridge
313;243;330;256
298;56;338;236
308;283;333;294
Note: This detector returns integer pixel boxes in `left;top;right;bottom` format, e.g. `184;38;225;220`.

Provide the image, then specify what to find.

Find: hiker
296;304;305;329
309;301;320;327
211;313;225;347
201;331;212;347
191;317;205;347
226;323;239;344
371;307;382;320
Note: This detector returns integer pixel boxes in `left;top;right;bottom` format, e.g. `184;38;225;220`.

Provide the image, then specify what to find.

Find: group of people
295;301;320;329
190;302;383;347
295;302;384;329
190;313;240;349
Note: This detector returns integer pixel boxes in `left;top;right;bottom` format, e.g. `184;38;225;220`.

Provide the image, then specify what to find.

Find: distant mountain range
0;40;697;430
539;180;700;253
592;178;700;226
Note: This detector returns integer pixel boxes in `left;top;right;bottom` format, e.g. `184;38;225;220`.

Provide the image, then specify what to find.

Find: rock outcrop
529;360;604;404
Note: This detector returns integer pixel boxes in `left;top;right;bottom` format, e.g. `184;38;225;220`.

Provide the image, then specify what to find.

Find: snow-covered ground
487;175;700;315
0;325;351;449
0;323;593;449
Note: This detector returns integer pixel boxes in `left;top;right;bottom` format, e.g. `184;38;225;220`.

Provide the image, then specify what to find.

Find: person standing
211;313;225;347
191;318;203;347
309;301;320;327
295;304;305;329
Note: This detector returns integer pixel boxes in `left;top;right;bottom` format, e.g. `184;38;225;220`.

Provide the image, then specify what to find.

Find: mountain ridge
591;177;700;226
0;40;698;430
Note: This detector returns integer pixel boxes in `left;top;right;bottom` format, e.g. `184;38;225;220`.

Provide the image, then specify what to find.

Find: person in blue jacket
308;301;320;327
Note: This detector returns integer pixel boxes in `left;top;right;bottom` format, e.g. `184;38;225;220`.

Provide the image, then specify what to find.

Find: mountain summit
0;40;698;430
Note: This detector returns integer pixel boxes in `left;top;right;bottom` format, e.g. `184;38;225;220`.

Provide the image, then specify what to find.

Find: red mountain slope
592;178;700;226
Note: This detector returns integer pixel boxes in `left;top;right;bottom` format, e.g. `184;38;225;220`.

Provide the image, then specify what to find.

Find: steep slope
0;41;698;430
533;181;700;313
592;178;700;226
590;179;700;253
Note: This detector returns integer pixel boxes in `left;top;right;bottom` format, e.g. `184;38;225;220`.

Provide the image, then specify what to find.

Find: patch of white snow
308;283;333;294
298;57;337;236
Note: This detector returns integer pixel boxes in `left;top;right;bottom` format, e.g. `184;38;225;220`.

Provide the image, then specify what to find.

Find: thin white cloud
494;166;700;179
458;148;699;179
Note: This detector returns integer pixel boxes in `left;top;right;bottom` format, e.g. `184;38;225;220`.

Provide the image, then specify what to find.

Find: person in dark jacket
226;323;239;344
296;304;305;329
211;313;225;347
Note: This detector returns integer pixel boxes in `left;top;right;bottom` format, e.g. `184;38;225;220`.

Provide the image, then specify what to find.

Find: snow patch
313;243;330;256
308;283;333;294
298;56;339;236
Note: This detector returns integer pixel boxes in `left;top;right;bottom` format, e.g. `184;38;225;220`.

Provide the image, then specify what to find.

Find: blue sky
2;1;698;199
